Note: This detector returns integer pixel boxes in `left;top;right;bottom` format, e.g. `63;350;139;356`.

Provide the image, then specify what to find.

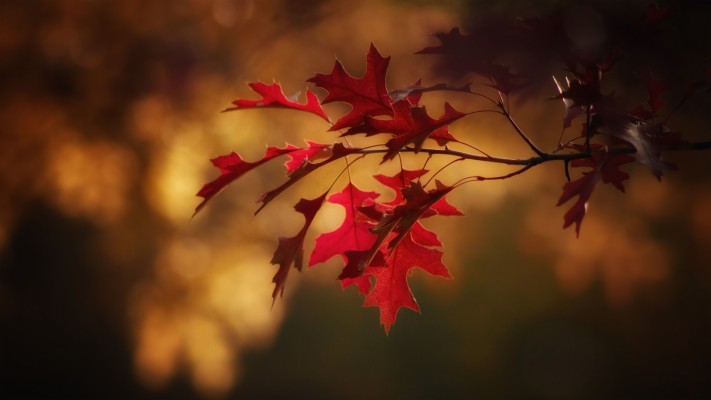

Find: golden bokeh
1;1;710;399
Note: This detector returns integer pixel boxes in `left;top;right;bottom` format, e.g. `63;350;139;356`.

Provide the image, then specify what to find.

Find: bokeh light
1;1;710;399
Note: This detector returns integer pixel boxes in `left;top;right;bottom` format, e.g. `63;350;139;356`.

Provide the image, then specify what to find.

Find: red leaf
374;169;428;206
284;141;332;173
383;102;465;160
256;143;361;214
345;100;466;162
429;127;458;146
598;155;635;192
308;44;393;131
374;170;463;215
308;183;380;266
224;81;329;122
569;144;635;192
194;144;299;215
383;181;455;249
351;181;455;277
557;172;599;237
271;193;327;301
559;144;635;235
328;178;458;332
361;226;451;334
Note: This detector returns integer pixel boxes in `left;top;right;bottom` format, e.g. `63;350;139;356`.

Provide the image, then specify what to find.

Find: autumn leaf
381;181;455;251
373;169;428;206
360;224;451;334
194;7;711;332
284;141;332;173
271;193;327;302
308;44;393;131
558;145;635;235
569;144;635;192
256;143;361;214
223;81;329;122
374;169;463;215
344;100;466;162
194;144;300;216
349;179;458;280
416;28;528;93
308;182;380;266
557;171;599;237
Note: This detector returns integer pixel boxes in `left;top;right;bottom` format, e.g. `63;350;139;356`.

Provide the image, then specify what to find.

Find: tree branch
357;140;711;167
497;102;546;157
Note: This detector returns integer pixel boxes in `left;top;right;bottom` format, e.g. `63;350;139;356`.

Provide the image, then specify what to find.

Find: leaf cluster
194;3;710;332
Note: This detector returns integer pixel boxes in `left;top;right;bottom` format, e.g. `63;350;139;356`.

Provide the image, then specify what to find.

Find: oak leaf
224;81;329;122
194;144;299;215
308;44;393;131
271;193;327;301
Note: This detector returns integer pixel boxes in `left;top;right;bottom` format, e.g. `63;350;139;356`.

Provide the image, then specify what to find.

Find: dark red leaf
308;44;393;131
559;144;635;235
256;143;361;214
568;144;635;192
194;144;299;216
271;193;328;301
224;81;330;122
360;226;451;334
374;169;428;206
284;141;332;173
309;183;380;266
342;100;466;161
557;172;599;237
383;103;466;161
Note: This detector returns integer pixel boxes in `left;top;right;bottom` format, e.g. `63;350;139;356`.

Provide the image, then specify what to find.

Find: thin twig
452;164;536;187
498;103;546;157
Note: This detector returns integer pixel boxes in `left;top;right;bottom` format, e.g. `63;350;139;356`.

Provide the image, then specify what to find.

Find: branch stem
498;103;546;156
357;140;711;167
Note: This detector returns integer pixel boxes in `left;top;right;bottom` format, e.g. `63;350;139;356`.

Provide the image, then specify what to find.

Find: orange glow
48;140;137;225
132;242;285;397
2;1;710;398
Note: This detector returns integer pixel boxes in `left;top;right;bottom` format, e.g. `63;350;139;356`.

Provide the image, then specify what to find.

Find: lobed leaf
271;193;328;301
194;144;300;216
308;44;393;131
224;81;330;122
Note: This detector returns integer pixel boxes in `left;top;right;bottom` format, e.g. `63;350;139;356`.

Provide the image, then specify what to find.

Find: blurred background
0;0;710;399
